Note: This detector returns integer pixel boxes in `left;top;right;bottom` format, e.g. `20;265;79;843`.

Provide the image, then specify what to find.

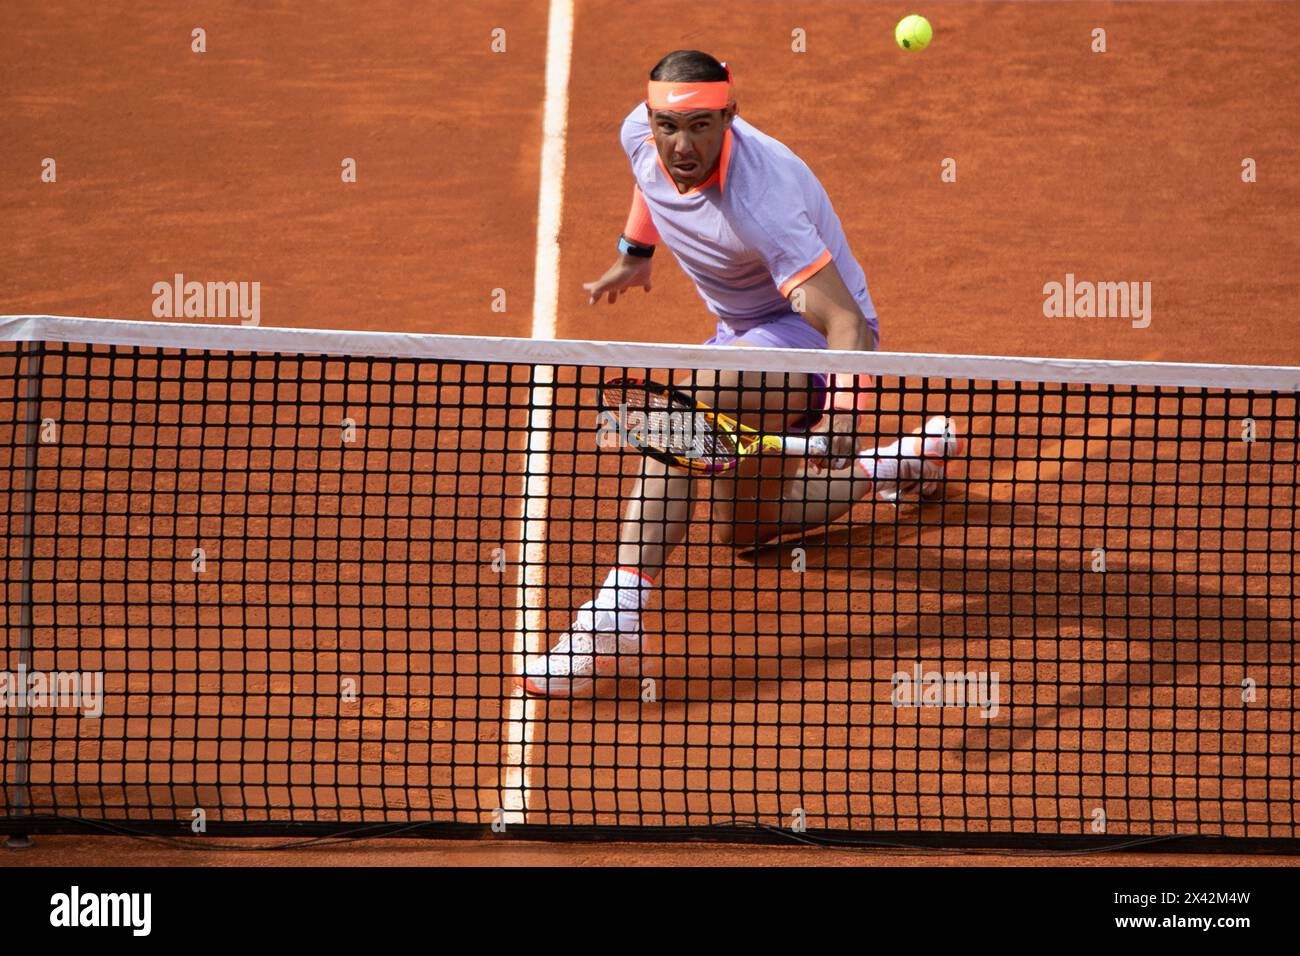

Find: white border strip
3;314;1298;391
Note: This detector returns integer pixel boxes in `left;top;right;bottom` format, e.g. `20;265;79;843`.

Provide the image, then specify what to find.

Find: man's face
647;105;735;191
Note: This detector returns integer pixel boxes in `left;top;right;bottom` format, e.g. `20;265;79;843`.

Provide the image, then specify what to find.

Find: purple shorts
704;312;829;431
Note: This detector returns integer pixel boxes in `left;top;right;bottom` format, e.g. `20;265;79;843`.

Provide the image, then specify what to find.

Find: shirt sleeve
727;161;832;297
619;104;652;164
622;184;661;245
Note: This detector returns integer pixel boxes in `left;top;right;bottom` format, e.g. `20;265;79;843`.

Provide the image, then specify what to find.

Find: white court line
499;0;574;826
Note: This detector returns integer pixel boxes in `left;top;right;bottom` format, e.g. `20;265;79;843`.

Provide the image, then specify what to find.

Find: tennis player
524;50;957;696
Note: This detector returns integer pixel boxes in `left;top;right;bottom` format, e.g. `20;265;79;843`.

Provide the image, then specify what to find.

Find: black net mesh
1;325;1296;848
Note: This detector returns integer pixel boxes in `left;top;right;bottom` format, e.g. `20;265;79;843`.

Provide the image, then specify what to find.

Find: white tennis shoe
523;599;642;697
869;415;961;505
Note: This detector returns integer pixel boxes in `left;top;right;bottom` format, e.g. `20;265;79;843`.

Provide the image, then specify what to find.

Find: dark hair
649;50;728;83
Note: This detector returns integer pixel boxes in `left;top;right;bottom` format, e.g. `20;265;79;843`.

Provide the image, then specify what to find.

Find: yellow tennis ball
895;14;933;51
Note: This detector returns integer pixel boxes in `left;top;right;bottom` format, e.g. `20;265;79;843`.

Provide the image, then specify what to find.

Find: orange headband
646;63;733;111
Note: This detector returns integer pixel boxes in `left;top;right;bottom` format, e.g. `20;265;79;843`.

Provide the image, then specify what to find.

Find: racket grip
782;434;830;456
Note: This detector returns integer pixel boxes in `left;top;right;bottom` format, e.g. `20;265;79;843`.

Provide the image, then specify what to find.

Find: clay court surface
2;2;1298;866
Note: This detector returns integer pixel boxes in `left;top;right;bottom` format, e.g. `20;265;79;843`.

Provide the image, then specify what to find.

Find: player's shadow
657;488;1292;769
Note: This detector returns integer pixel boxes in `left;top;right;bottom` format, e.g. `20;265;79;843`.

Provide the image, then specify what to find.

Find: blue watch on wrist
617;235;655;259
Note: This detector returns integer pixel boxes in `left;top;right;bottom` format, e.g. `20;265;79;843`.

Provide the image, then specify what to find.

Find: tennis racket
598;376;829;474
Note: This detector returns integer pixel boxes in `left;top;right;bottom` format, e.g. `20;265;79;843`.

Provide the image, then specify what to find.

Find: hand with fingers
807;411;859;474
584;254;653;305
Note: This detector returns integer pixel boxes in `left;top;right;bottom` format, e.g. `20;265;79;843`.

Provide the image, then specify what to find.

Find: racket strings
601;383;738;467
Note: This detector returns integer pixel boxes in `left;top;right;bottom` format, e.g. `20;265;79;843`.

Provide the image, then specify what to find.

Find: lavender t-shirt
621;103;877;336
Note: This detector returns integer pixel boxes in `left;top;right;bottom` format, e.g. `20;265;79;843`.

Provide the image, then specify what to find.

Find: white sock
856;439;901;482
595;566;654;612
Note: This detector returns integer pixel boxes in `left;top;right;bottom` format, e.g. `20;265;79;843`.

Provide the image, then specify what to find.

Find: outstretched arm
583;185;659;305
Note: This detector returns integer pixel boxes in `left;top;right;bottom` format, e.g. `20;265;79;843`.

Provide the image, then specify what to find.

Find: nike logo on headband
665;91;698;104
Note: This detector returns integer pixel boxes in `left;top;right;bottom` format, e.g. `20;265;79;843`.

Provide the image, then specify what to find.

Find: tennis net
1;315;1296;850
